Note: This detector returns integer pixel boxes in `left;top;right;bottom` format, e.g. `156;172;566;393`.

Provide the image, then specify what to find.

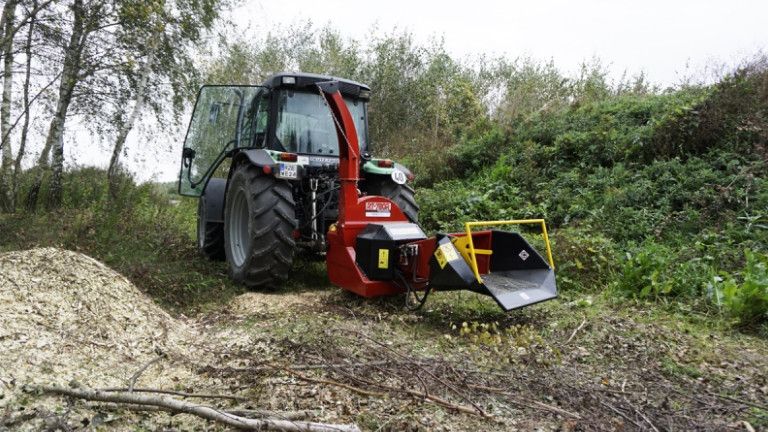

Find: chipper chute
429;221;557;311
318;81;558;311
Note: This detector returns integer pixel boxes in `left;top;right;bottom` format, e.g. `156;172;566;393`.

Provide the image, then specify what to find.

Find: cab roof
263;72;370;99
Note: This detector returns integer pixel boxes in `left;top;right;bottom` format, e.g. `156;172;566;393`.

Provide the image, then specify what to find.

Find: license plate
278;163;297;179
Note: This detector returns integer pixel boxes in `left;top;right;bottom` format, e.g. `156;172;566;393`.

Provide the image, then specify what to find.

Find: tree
0;0;19;211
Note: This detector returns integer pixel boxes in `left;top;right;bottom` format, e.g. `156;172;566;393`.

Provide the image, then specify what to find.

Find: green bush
720;251;768;328
611;241;718;299
416;64;768;330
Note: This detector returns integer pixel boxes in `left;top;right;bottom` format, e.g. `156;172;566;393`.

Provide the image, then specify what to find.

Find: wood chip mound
0;248;198;409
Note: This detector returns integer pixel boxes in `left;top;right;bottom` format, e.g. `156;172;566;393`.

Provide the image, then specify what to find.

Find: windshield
276;90;367;155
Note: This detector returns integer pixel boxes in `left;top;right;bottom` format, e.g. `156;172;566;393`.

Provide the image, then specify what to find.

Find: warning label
378;249;389;269
434;242;460;269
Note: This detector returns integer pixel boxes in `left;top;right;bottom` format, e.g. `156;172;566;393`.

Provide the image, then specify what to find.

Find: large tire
368;179;419;223
197;195;225;261
224;163;296;287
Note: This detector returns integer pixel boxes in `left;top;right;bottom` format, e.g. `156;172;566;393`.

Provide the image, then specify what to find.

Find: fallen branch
99;387;248;402
282;366;486;417
352;331;489;417
599;401;642;429
128;353;166;392
706;392;768;412
204;359;431;375
280;367;387;398
466;384;581;419
227;409;312;421
86;403;312;421
40;386;361;432
566;319;587;344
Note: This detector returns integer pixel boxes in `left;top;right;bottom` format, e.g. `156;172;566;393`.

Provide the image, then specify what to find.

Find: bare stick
99;387;248;402
352;331;489;417
466;384;581;419
127;354;165;392
566;319;587;344
631;404;659;432
209;360;430;374
280;367;387;398
281;366;485;417
226;409;312;421
706;392;768;411
599;401;641;429
40;386;361;432
87;403;311;421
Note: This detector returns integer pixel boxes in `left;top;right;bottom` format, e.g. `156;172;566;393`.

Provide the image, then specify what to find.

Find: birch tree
0;0;19;211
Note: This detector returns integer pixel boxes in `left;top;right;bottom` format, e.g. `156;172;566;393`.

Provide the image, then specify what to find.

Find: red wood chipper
319;81;557;310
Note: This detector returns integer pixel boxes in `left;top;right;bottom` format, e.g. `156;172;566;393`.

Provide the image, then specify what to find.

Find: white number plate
278;163;298;179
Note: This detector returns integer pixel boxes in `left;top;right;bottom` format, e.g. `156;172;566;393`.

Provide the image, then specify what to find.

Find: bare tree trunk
108;46;154;199
25;137;53;211
10;0;35;212
0;0;18;212
44;0;87;209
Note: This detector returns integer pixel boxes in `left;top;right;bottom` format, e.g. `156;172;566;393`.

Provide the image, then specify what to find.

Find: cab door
178;85;263;196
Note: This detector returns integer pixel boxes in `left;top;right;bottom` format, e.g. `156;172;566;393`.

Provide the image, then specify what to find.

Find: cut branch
39;386;361;432
99;387;248;402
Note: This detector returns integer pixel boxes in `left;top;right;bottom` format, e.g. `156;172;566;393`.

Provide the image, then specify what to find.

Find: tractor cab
178;73;372;197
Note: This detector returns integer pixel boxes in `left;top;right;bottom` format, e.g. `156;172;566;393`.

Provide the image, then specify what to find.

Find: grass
2;168;767;429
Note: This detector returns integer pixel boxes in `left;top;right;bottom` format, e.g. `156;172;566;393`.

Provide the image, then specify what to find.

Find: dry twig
99;387;248;401
39;385;361;432
566;319;587;344
127;353;166;392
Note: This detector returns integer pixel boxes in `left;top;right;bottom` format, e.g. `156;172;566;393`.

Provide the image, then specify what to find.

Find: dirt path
2;248;766;431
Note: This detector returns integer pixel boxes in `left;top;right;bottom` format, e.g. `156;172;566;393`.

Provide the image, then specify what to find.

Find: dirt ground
1;248;766;431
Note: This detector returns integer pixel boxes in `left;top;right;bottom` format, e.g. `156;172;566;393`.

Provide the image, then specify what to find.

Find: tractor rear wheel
368;179;419;223
224;163;296;287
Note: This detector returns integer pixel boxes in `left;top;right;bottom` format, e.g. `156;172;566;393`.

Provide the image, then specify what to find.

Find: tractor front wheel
224;163;296;287
367;179;419;223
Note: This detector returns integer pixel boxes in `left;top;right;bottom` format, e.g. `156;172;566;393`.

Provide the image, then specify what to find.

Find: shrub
611;241;718;299
720;250;768;328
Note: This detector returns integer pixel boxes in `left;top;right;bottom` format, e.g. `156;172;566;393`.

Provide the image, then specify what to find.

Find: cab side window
251;93;270;147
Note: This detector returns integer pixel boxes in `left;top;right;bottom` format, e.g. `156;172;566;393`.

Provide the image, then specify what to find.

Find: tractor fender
220;149;280;220
201;178;227;223
362;161;414;182
232;148;276;169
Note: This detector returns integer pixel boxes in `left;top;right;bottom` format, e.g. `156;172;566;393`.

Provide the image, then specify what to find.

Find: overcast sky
236;0;768;86
74;0;768;182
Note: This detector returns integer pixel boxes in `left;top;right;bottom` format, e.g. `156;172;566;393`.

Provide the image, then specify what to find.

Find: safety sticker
378;249;389;269
518;250;530;261
434;242;460;269
365;201;392;218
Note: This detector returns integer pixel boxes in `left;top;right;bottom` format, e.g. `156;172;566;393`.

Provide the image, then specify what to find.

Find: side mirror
182;148;196;167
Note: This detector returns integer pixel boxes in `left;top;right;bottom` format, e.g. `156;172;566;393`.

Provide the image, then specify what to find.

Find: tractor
178;72;557;311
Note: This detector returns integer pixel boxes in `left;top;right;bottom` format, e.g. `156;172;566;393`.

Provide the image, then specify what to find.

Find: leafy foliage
418;63;768;331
